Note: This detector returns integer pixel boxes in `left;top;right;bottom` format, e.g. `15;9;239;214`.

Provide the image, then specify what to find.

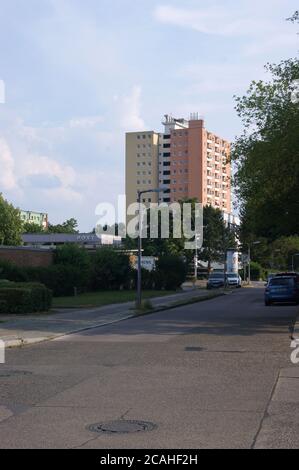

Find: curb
133;291;227;317
2;290;232;349
4;314;135;349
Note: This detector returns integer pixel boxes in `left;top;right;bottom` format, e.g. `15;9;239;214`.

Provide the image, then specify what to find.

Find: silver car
226;273;242;288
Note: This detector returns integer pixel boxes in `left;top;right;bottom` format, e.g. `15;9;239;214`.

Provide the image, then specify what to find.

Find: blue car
265;276;299;306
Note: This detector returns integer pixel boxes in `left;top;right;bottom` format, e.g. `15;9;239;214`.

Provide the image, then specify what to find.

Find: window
164;134;171;139
163;144;171;149
163;153;171;157
163;170;171;176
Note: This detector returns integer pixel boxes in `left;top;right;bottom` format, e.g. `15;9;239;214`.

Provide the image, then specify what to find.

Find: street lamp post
292;253;299;272
137;189;162;309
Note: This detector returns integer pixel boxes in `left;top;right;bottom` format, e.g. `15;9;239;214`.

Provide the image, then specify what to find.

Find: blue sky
0;0;298;230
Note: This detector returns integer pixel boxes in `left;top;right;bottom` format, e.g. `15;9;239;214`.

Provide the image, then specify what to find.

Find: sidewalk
0;288;222;348
254;315;299;448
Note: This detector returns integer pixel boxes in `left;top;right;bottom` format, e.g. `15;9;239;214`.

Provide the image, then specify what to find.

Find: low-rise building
22;233;122;249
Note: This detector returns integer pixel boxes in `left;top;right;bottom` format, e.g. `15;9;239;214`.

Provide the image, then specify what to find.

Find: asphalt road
0;287;298;449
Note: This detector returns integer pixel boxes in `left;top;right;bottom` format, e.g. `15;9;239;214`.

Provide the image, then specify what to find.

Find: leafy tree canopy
48;218;79;234
232;54;299;240
0;194;23;246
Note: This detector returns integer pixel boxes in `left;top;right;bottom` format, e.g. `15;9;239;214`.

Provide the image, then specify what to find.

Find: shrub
131;268;156;290
90;248;132;291
0;259;28;282
155;255;187;290
0;282;52;314
25;265;87;297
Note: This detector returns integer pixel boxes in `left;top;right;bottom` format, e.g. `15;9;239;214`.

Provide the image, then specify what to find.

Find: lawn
52;290;174;309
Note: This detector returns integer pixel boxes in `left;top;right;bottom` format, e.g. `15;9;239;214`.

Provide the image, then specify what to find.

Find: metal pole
194;240;198;282
248;245;251;285
292;254;299;272
224;249;228;289
137;191;142;309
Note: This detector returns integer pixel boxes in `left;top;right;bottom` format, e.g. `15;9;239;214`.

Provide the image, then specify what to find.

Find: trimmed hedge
0;281;52;314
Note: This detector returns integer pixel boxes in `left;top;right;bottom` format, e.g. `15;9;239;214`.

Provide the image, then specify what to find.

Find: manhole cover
0;370;32;378
87;419;157;435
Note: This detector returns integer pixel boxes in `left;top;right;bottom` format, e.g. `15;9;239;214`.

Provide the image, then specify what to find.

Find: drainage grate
87;419;157;435
0;370;33;378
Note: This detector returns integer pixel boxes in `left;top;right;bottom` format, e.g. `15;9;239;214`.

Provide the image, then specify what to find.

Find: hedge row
0;247;188;296
0;281;52;314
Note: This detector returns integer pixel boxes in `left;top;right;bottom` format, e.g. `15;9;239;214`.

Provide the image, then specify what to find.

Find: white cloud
180;63;267;94
20;154;77;188
0;138;17;190
154;4;274;36
69;116;103;129
119;85;145;131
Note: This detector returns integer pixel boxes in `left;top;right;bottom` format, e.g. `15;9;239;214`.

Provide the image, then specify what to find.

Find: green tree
232;17;299;239
90;248;132;290
0;194;23;245
200;205;237;272
155;255;187;290
48;218;79;234
23;222;45;233
270;236;299;271
54;244;91;270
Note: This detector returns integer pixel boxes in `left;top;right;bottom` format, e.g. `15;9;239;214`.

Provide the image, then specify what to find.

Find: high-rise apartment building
125;114;231;219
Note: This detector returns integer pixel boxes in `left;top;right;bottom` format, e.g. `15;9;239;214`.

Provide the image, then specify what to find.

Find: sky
0;0;298;231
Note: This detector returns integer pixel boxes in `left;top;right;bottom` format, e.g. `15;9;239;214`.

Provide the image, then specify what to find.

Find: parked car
275;272;299;285
266;273;276;285
226;273;242;288
207;273;225;289
265;276;299;306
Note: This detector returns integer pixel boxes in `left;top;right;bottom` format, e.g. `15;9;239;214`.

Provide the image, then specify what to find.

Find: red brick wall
0;248;53;267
